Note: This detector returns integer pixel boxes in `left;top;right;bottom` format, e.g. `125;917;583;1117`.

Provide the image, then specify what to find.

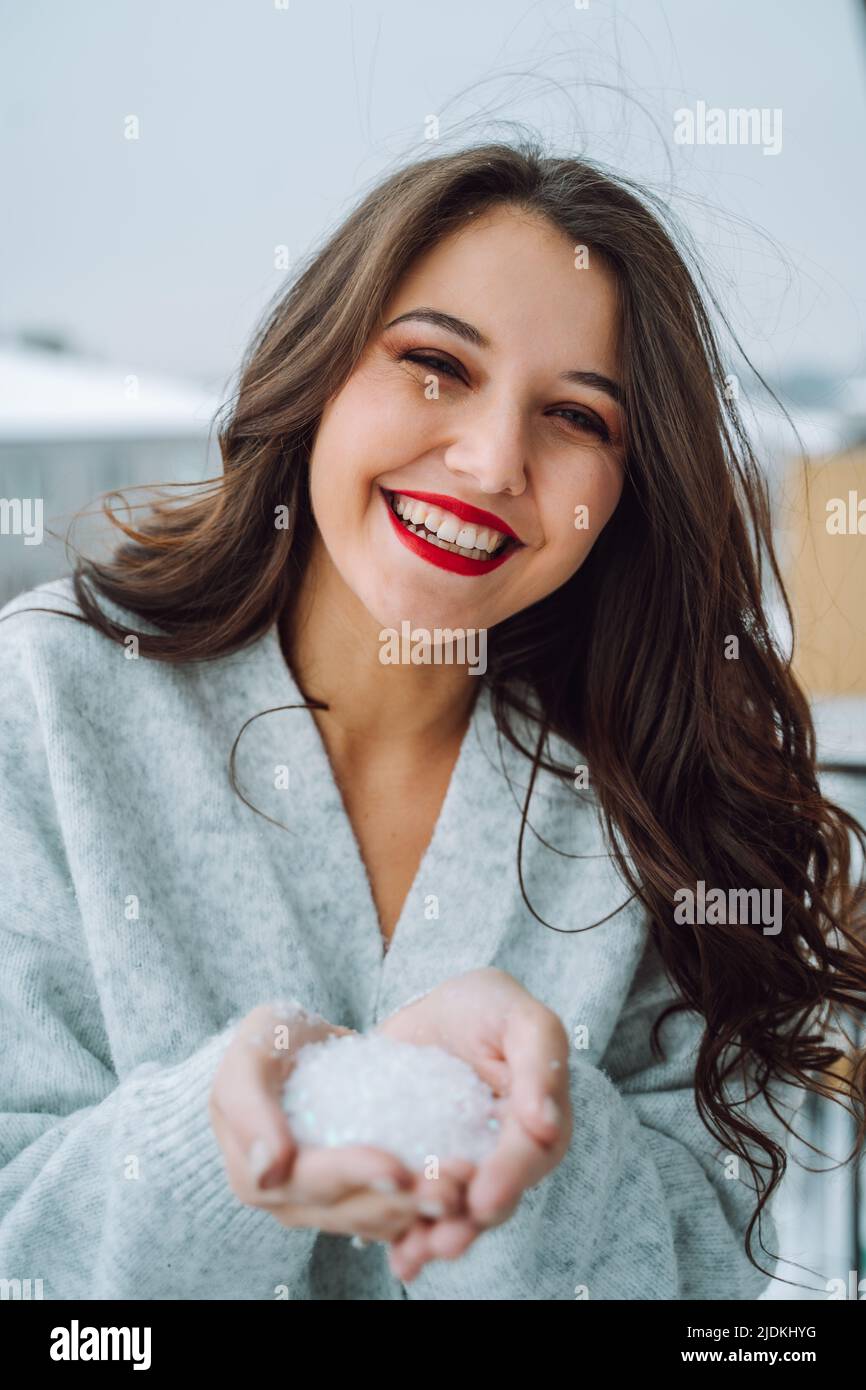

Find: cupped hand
209;1001;470;1243
373;968;572;1280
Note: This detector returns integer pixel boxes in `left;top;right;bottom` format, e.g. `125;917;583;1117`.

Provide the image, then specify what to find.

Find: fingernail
248;1138;274;1185
371;1177;398;1195
542;1097;561;1127
249;1138;291;1190
419;1200;444;1218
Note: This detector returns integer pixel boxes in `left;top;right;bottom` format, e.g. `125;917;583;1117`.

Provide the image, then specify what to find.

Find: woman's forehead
384;210;620;370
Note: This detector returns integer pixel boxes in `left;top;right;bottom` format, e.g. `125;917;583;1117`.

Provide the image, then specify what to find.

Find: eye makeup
391;337;616;444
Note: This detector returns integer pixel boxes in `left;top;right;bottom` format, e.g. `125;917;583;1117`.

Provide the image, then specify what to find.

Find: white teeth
388;491;510;561
436;515;460;543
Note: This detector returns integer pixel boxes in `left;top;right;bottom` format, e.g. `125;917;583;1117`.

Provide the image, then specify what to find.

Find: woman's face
307;203;625;636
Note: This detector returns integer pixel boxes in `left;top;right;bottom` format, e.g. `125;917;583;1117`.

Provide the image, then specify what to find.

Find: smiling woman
0;139;865;1302
303;202;626;637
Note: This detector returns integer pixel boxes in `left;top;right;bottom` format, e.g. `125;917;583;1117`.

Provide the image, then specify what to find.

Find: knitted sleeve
0;602;317;1299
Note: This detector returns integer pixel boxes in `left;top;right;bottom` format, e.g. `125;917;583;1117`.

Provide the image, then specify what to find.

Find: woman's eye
398;353;610;443
549;407;611;443
400;350;465;382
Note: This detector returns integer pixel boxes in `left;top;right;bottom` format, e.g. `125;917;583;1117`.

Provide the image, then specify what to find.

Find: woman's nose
442;398;528;497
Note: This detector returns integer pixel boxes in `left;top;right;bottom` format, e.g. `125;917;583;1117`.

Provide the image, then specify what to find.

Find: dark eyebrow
383;308;490;349
558;369;622;406
383;307;622;407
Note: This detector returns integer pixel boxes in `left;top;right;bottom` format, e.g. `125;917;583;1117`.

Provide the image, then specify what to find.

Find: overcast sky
2;0;865;395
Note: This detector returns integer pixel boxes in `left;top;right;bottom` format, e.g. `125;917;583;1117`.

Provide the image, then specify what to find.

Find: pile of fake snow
281;1033;502;1167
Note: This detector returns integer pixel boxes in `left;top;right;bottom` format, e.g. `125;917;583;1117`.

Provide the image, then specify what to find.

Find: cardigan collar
215;616;640;1034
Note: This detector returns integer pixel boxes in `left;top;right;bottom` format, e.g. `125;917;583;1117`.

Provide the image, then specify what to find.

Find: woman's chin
349;561;478;632
366;598;487;639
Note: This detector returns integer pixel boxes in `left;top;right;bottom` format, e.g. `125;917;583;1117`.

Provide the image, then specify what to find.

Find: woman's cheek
532;489;613;587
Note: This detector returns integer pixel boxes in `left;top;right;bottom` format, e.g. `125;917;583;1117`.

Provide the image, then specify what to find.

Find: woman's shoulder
0;575;90;676
0;572;165;637
0;574;287;762
0;574;176;713
3;574;113;659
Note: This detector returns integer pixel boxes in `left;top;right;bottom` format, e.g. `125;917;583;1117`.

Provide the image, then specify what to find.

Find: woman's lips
391;489;523;543
381;488;521;577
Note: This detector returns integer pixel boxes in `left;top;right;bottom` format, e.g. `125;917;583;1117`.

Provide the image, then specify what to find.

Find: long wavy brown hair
14;139;866;1284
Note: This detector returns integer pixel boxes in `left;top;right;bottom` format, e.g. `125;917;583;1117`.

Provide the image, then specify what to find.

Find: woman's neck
279;538;480;759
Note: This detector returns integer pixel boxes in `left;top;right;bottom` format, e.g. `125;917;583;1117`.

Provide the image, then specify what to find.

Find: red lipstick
381;488;522;577
392;490;523;543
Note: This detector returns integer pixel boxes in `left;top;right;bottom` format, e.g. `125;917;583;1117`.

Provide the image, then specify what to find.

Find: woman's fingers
437;1157;476;1186
273;1144;416;1205
387;1220;435;1280
218;1122;423;1240
211;1006;305;1191
213;1010;417;1209
427;1216;479;1261
316;1188;422;1241
388;1214;481;1281
455;1004;571;1228
405;1162;473;1220
502;1004;572;1146
466;1107;557;1227
212;1004;366;1193
215;1098;475;1247
271;1150;472;1243
387;1158;482;1280
304;1155;472;1242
